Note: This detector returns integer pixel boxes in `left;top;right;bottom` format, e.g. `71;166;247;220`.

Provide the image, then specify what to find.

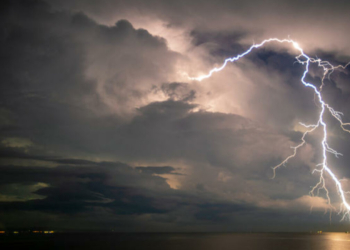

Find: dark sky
1;0;350;232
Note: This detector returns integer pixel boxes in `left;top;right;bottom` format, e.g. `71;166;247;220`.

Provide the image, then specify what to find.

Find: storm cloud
1;0;350;232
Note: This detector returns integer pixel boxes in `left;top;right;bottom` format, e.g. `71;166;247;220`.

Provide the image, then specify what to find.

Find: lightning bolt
187;38;350;220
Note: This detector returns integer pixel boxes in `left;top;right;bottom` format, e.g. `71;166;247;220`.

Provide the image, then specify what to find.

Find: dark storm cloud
50;0;350;54
135;166;179;175
0;0;178;124
1;0;350;232
161;82;196;102
0;161;172;214
0;159;270;231
190;30;247;59
0;161;333;231
0;0;179;154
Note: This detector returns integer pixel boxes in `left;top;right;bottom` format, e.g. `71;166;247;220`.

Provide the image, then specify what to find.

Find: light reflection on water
323;233;350;250
126;233;350;250
210;233;350;250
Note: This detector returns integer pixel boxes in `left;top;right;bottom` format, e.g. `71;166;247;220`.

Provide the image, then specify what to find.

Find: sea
1;232;350;249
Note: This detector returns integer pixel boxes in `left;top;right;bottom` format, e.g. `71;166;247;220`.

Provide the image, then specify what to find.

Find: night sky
1;0;350;232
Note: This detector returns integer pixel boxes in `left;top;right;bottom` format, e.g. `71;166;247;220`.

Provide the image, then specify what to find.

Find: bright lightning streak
187;38;350;220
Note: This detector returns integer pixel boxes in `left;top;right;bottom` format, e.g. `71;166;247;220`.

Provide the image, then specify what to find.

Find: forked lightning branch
187;38;350;220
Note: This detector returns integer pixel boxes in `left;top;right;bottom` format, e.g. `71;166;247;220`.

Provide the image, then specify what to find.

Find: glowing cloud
187;38;350;220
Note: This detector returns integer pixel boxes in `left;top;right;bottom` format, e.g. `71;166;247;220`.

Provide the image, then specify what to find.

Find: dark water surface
1;232;350;249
